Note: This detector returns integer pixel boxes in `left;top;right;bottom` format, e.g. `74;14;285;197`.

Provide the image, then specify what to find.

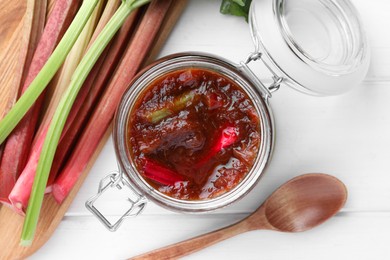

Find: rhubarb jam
127;68;260;200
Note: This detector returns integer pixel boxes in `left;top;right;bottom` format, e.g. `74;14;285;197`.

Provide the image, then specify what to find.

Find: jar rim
113;52;274;213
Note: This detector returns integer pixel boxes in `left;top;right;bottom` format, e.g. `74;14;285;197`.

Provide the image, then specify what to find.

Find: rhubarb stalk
8;0;130;210
146;90;196;123
0;0;80;205
196;126;239;167
0;0;99;144
20;0;150;247
8;1;137;212
142;158;184;186
52;0;173;204
0;0;48;205
39;0;104;130
9;0;104;213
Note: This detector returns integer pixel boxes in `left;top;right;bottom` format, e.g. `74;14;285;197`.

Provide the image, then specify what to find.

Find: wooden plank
0;1;28;119
0;0;47;119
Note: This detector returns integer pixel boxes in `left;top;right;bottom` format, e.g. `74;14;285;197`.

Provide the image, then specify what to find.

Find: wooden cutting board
0;1;187;259
0;0;32;120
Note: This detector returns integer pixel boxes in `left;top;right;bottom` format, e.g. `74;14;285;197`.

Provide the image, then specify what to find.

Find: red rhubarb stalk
196;126;239;167
8;0;103;213
0;0;76;205
36;0;103;138
8;125;47;214
52;0;173;204
7;3;137;211
142;158;184;185
37;0;119;141
2;0;80;207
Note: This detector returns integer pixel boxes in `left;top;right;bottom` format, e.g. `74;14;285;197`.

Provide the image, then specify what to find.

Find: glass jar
86;0;370;231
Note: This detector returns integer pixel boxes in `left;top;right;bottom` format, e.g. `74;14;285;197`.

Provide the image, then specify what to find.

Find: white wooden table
32;0;390;259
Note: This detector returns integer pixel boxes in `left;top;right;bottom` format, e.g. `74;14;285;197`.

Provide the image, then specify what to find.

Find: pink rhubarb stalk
0;0;79;205
7;4;138;212
196;126;239;167
8;126;47;214
7;6;139;212
8;0;105;213
142;158;184;185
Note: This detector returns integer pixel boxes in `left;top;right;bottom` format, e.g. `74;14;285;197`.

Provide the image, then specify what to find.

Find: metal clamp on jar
86;0;370;231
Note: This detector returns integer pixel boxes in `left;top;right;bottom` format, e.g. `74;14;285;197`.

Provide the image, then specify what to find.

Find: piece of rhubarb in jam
142;158;184;186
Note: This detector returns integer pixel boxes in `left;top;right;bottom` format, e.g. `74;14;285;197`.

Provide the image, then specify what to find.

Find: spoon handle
130;220;249;260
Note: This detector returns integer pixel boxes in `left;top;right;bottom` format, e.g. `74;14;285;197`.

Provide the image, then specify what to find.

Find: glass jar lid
249;0;370;96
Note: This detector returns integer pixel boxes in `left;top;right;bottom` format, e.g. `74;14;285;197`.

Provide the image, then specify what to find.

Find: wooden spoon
131;173;347;260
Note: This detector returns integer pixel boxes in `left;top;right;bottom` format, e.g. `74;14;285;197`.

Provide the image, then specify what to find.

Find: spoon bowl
131;173;348;259
264;173;347;232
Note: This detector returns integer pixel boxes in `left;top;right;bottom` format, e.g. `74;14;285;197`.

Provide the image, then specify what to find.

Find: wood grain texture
0;0;47;205
0;1;27;119
0;1;188;258
0;0;79;207
0;1;27;51
0;0;46;119
46;0;56;19
21;0;47;87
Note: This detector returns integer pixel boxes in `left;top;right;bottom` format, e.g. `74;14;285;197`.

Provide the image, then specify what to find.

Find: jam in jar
128;68;261;200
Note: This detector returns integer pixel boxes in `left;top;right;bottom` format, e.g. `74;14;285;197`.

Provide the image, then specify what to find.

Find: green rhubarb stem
147;91;195;123
20;0;150;247
0;0;99;144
